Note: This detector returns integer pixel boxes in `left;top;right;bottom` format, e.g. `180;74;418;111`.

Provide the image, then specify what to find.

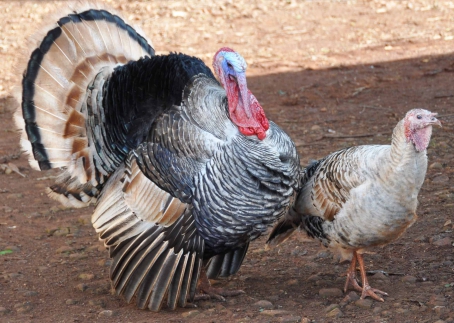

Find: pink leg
194;268;245;302
356;252;388;302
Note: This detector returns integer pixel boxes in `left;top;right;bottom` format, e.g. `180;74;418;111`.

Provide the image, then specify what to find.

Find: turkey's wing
92;154;203;311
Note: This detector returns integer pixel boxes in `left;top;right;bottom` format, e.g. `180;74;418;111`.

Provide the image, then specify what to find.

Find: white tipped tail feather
15;7;154;207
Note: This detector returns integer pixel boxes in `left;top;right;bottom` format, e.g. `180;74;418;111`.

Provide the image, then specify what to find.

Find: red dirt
0;1;453;322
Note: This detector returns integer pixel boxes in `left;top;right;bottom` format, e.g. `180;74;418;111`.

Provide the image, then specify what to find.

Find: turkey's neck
387;120;428;194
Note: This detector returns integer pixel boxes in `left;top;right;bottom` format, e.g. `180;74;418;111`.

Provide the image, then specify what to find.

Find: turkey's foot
356;251;387;302
360;284;388;302
195;270;244;302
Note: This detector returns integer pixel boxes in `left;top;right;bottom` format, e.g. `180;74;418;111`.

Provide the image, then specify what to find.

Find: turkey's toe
361;285;388;302
197;286;245;302
192;293;212;302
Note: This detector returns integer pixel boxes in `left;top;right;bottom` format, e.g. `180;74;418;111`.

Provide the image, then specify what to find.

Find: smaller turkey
267;109;441;302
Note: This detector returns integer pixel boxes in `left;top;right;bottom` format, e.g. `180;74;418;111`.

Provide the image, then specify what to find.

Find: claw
344;251;388;302
194;268;245;303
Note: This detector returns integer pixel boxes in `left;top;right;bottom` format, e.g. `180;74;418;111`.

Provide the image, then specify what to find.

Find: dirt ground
0;1;453;322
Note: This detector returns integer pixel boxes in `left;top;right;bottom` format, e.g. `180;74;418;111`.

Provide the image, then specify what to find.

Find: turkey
267;109;441;302
14;6;300;311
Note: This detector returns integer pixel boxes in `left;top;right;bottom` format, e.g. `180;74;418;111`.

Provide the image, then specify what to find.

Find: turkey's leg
343;251;363;293
356;252;388;302
193;268;245;302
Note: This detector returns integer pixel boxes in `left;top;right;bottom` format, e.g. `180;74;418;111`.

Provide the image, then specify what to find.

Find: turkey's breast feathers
134;76;300;254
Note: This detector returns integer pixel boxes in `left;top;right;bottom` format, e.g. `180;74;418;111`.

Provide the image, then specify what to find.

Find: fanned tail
15;7;154;207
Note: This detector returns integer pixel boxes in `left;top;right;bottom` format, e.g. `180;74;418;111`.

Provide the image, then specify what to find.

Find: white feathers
92;158;188;248
15;3;154;204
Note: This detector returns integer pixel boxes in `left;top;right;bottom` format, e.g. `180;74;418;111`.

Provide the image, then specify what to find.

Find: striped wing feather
306;148;366;221
92;155;203;311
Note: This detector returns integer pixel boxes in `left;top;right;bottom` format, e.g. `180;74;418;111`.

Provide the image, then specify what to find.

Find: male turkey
267;109;441;301
15;6;300;311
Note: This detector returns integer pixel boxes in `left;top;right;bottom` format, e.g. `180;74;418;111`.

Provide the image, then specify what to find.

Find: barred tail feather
266;207;302;246
15;5;154;207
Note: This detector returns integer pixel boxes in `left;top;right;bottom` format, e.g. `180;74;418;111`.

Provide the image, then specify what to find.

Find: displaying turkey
267;109;441;302
14;6;300;311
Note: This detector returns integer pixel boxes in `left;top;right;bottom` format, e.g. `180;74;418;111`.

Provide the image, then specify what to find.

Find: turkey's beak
429;113;442;127
235;72;252;119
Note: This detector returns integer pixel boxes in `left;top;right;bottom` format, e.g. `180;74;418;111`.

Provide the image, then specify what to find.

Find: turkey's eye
227;62;233;69
417;114;422;119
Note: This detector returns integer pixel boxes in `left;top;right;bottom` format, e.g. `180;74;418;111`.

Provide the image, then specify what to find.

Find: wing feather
92;154;203;311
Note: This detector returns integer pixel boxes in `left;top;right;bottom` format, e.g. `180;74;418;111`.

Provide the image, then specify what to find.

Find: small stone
0;307;10;315
8;273;23;279
78;273;95;280
260;310;290;316
87;245;100;252
326;307;343;318
347;291;360;301
319;288;343;298
279;315;302;323
76;283;89;292
301;318;311;323
307;274;320;282
53;227;70;236
181;310;200;318
286;279;299;286
56;246;74;253
373;307;382;314
23;290;38;297
311;125;322;132
433;306;448;316
381;310;392;316
98;310;115;317
69;253;88;260
66;299;78;305
432;237;452;246
430;162;443;169
324;304;339;313
432;175;449;183
354;298;373;308
89;299;106;308
93;283;111;295
97;259;112;267
414;235;429;242
370;272;389;282
315;251;331;259
14;302;33;313
253;300;273;309
402;275;417;283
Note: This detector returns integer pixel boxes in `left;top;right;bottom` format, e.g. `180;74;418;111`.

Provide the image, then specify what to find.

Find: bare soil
0;1;453;322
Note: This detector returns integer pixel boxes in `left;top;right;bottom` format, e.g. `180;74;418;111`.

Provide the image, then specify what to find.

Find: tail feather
15;6;154;207
266;207;302;246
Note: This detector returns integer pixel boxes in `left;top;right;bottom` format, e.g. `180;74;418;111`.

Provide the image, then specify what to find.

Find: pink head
404;109;441;152
212;47;269;140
